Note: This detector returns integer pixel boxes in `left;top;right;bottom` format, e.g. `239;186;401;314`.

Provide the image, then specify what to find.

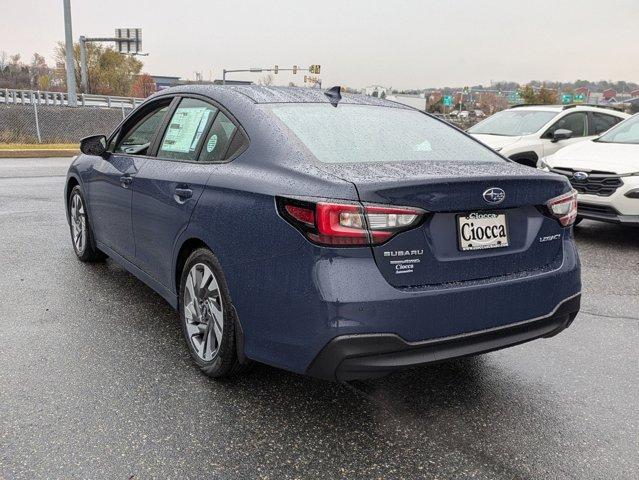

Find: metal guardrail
0;88;144;109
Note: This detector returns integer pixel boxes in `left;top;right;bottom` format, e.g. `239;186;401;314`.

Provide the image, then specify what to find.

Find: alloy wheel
70;193;87;254
184;263;224;361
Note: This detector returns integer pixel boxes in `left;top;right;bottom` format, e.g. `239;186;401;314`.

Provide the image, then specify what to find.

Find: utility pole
63;0;78;106
79;36;88;93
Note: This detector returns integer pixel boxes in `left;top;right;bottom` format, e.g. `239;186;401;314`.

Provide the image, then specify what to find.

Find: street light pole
62;0;78;106
79;36;88;93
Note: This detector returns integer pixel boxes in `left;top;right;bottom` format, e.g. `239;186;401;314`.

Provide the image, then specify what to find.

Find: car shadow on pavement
69;255;578;477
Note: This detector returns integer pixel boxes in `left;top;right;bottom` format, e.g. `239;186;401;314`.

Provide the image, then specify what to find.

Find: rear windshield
270;104;502;164
468;109;557;136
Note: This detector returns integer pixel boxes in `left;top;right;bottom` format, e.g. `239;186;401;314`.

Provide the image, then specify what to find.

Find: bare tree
258;74;274;86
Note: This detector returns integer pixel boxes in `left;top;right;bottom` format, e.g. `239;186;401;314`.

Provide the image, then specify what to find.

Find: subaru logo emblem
483;187;505;204
573;171;589;181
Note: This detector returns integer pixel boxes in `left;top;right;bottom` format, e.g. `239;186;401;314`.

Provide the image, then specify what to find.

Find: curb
0;149;79;158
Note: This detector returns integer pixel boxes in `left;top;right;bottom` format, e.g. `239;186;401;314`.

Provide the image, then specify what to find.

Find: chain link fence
0;103;134;144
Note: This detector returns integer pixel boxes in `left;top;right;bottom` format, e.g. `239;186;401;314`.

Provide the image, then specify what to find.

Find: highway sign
115;28;142;54
561;93;573;104
574;93;585;103
507;92;521;104
443;95;453;106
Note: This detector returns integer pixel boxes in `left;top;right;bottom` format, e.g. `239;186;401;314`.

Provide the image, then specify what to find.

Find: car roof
508;104;626;115
149;84;411;110
507;105;564;112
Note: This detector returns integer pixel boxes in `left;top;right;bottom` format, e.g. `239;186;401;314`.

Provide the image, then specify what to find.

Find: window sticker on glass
161;107;211;153
207;135;218;153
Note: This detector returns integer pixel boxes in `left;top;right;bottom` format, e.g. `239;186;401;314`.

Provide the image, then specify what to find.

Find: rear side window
592;113;621;135
271;104;502;164
198;113;238;162
157;98;218;161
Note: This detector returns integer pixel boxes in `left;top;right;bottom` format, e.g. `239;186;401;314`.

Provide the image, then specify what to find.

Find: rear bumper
307;293;580;381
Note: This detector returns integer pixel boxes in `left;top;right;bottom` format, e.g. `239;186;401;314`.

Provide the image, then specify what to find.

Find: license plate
457;212;509;251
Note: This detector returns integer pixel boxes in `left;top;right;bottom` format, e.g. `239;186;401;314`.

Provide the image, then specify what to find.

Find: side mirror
552;129;573;142
80;135;108;156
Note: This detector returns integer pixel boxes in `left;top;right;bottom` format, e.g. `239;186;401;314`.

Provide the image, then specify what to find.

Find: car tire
68;185;105;262
179;248;248;378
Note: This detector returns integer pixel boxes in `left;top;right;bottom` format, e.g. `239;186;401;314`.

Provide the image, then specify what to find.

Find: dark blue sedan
65;85;581;381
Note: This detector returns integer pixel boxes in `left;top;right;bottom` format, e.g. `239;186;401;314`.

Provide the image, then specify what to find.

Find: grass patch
0;143;79;150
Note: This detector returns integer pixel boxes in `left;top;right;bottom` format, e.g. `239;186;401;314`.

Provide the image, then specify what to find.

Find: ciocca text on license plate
457;212;508;251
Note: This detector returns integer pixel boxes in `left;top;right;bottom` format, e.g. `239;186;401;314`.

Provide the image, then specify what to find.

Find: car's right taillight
546;189;578;226
277;197;426;247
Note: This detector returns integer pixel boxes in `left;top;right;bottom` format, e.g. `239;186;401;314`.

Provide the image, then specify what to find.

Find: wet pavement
1;158;637;479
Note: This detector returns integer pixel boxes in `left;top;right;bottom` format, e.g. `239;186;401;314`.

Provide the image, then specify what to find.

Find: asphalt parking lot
1;157;637;480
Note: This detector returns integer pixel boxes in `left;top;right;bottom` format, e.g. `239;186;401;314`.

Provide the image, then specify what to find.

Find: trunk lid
319;161;571;287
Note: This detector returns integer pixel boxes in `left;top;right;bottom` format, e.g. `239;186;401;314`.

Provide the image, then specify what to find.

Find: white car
468;105;629;167
538;113;639;226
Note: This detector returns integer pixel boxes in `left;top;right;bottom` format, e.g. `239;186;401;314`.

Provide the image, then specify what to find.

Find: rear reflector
277;197;426;247
546;190;578;226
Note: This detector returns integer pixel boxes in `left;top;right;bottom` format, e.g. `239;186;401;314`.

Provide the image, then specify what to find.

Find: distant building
602;89;617;101
364;85;391;97
212;79;253;86
385;94;426;110
151;75;181;91
575;86;590;101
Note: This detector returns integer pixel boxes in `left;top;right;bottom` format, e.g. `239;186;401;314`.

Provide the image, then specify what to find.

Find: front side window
597;114;639;144
115;104;169;155
545;112;588;138
592;112;621;135
157;98;218;161
271;104;502;164
468;109;557;136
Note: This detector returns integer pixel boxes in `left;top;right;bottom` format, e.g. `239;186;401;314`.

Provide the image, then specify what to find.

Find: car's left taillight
546;189;578;226
277;197;426;246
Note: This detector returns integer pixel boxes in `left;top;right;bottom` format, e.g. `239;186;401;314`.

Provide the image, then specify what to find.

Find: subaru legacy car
65;85;581;381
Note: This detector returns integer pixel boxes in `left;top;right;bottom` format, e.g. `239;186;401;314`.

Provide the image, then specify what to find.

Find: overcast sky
2;0;638;89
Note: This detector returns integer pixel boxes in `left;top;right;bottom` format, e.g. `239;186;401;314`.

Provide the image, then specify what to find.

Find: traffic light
309;64;321;74
274;65;278;74
293;65;298;74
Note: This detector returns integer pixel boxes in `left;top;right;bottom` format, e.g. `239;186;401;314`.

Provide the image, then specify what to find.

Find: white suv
538;113;639;226
468;105;629;167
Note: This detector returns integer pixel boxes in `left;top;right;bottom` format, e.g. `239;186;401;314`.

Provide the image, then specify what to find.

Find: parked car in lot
538;113;639;226
468;104;629;167
65;86;581;381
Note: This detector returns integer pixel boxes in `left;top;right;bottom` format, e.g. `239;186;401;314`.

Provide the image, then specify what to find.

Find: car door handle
174;187;193;201
120;175;133;188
